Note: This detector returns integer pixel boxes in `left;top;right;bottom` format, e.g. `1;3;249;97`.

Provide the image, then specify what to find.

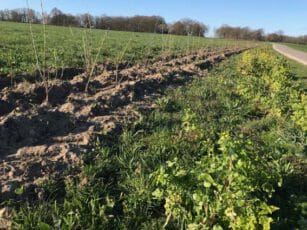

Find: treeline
0;8;40;23
215;25;264;41
267;33;307;44
215;25;307;44
0;8;208;36
1;8;307;43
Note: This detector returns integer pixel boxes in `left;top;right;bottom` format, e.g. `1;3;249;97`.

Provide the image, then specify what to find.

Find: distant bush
215;25;265;41
215;25;307;44
169;19;208;37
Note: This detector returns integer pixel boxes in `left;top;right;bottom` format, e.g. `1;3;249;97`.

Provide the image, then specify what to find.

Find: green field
0;21;254;77
286;43;307;53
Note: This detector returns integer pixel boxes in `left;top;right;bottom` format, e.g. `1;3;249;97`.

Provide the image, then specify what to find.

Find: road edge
272;44;307;66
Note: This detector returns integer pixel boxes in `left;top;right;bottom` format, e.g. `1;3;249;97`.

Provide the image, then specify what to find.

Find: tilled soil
0;48;246;205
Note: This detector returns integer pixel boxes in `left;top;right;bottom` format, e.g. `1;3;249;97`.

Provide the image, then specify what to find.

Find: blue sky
1;0;306;36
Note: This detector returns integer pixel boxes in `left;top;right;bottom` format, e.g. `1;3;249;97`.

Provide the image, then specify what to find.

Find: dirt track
0;47;246;203
273;43;307;65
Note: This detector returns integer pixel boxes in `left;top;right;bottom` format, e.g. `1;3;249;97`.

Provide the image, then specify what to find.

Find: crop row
0;21;255;77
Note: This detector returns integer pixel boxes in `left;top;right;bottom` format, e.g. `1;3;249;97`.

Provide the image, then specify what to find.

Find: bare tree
215;25;264;41
170;19;208;37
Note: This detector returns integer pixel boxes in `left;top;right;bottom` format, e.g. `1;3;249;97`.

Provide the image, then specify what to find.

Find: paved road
273;44;307;65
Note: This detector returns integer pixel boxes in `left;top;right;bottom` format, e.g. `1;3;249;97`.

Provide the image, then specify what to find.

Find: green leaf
187;223;199;230
201;173;215;188
38;222;51;230
213;224;223;230
15;186;25;195
175;169;187;177
106;196;115;208
204;181;211;188
152;188;164;199
260;202;279;215
259;216;273;230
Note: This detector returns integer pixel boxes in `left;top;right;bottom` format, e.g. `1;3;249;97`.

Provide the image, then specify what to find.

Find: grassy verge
286;57;307;77
273;47;307;90
10;49;306;229
284;58;307;90
286;43;307;53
